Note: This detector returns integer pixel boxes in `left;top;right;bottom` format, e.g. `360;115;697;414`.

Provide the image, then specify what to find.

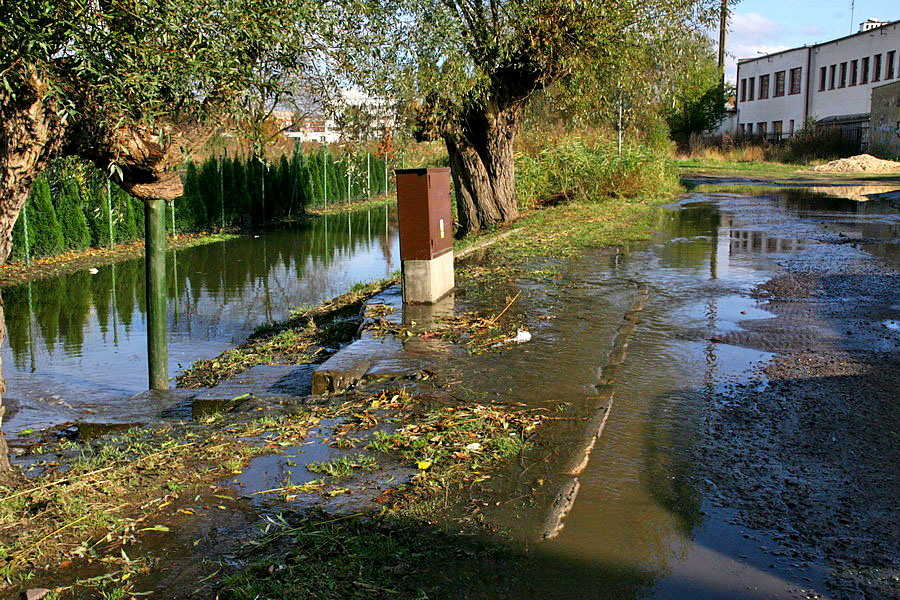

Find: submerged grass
177;276;398;388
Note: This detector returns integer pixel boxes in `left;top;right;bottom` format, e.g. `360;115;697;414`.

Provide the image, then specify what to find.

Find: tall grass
515;130;675;209
687;124;861;164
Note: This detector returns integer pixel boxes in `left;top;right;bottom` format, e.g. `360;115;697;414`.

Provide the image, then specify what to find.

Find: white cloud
729;12;787;43
721;12;792;84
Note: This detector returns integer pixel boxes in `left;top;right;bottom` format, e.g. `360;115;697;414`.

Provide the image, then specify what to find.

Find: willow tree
0;0;350;469
352;0;719;234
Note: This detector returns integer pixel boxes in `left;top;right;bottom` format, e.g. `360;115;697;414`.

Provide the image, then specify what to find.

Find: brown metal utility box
395;168;454;303
396;168;453;261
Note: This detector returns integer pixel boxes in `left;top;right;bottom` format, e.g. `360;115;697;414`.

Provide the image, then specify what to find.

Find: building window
746;123;752;134
888;51;896;80
759;74;770;99
757;122;767;136
862;57;870;84
789;67;802;95
739;123;745;135
775;71;786;96
819;67;827;91
740;78;746;102
850;60;858;86
829;65;836;89
773;120;783;139
789;119;795;135
748;77;755;101
839;62;847;87
874;54;882;82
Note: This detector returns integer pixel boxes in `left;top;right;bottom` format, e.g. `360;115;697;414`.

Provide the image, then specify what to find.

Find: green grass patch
676;157;900;182
306;454;378;479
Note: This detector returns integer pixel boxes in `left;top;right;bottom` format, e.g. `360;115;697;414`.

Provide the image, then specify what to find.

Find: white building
734;19;900;146
282;90;395;144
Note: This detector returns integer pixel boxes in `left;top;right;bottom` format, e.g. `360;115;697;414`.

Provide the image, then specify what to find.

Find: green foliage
1;0;325;137
54;179;92;251
516;131;674;209
10;176;64;260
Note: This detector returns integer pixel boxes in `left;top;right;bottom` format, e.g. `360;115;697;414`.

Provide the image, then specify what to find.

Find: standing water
1;205;398;442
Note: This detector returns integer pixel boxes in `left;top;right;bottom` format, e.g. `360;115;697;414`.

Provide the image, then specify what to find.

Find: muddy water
450;186;898;599
1;205;398;442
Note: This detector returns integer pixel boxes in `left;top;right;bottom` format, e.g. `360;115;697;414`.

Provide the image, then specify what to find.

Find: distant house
734;19;899;150
282;90;394;144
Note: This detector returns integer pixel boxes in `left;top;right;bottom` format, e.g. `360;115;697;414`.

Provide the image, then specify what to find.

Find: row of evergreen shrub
10;145;393;264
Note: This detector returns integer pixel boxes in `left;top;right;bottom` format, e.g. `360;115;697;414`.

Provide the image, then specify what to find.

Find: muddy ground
691;189;899;599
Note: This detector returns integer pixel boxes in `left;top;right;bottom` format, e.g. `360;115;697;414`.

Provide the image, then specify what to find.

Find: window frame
759;74;770;99
775;70;786;96
789;67;802;95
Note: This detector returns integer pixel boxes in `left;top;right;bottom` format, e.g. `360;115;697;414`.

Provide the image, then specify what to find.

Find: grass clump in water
177;276;397;388
306;454;378;479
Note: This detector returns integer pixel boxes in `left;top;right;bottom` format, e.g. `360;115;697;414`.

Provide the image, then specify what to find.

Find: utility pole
718;0;728;90
323;149;328;209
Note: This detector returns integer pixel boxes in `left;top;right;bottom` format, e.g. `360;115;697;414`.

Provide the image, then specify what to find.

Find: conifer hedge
9;144;394;263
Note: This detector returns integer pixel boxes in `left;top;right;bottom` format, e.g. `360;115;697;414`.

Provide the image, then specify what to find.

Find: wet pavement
405;184;899;599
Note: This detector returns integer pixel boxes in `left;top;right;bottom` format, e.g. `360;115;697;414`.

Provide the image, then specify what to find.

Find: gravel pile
809;153;900;173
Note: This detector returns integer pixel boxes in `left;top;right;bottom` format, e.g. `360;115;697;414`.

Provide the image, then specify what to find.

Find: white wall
736;47;807;135
735;21;900;134
809;22;900;121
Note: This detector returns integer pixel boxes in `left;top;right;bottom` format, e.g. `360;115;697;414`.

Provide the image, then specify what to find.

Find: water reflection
2;205;398;437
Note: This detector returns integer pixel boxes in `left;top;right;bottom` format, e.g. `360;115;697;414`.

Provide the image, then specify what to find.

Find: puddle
4;184;897;598
2;205;399;436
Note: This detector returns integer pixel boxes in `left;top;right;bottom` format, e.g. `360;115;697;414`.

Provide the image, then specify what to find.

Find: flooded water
3;182;898;598
2;205;398;440
443;185;899;599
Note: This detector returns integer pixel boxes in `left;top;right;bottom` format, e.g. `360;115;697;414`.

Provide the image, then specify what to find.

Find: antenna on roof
849;0;855;34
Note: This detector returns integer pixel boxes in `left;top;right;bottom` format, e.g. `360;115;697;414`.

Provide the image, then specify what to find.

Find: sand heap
809;154;900;173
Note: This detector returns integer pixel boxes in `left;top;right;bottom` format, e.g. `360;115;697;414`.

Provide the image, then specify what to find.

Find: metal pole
170;199;178;323
323;149;328;209
107;178;114;248
366;152;371;199
384;157;388;194
617;94;623;156
22;203;30;266
144;199;168;390
220;153;226;231
261;159;266;224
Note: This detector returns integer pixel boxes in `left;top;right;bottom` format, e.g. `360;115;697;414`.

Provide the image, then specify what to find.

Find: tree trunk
443;101;521;235
0;77;67;265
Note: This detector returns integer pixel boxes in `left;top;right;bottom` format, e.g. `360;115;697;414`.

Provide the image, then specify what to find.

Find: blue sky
722;0;900;82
